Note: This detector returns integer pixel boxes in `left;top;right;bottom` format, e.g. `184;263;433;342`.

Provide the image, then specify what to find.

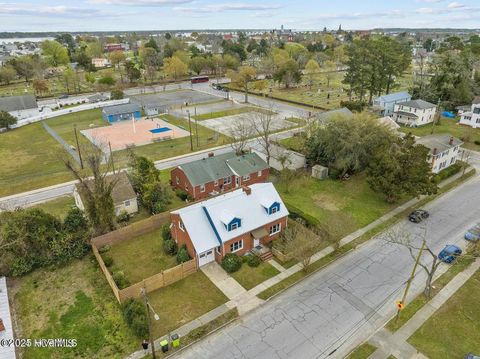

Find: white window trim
200;184;205;193
179;221;185;231
242;175;250;181
230;222;238;231
269;223;281;236
230;240;243;253
257;170;262;177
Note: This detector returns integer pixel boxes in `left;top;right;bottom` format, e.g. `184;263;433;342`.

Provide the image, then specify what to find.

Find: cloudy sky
1;0;480;32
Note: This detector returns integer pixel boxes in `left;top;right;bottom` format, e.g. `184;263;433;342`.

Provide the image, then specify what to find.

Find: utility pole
73;124;84;169
141;288;159;359
108;141;115;174
430;98;441;135
187;110;193;151
395;238;426;323
195;118;199;147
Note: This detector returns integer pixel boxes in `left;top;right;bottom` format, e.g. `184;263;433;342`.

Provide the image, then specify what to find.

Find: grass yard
275;172;403;240
400;116;480;151
108;228;177;284
10;257;138;359
31;195;75;219
407;267;480;358
147;271;229;337
230;261;280;290
192;106;255;121
346;343;377;359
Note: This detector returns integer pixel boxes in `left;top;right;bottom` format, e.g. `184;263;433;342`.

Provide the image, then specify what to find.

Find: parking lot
132;89;220;108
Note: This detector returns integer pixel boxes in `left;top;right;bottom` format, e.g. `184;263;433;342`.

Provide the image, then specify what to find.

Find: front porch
250;227;273;261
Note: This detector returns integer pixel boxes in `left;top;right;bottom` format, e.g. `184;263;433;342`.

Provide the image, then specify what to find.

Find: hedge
283;200;320;228
433;162;463;184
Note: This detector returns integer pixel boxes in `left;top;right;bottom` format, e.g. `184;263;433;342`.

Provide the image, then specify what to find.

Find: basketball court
81;117;190;151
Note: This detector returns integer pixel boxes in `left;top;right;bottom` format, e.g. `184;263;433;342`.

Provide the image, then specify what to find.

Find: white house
91;58;111;68
0;94;39;120
459;97;480;128
393;99;437;127
74;172;138;216
416;134;463;174
373;91;411;116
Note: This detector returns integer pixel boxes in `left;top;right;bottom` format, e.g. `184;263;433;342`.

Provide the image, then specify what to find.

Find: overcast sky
1;0;480;32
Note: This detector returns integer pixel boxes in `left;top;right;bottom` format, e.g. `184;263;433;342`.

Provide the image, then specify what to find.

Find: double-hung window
230;240;243;253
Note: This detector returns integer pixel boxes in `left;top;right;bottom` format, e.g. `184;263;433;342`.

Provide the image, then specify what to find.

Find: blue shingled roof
375;92;411;102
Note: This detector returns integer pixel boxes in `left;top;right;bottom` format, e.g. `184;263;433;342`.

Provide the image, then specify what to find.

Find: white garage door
198;249;215;266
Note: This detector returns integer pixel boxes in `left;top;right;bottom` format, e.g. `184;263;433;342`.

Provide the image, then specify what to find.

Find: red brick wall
170;213;196;260
170;167;270;201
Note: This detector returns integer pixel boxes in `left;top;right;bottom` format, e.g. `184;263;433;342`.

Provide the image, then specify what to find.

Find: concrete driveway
171;173;480;359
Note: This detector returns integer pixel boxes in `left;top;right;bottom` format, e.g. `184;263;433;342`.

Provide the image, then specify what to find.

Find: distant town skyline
1;0;480;32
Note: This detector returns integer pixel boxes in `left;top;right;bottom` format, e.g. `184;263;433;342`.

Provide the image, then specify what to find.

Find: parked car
408;209;430;223
464;224;480;242
438;244;462;264
464;354;480;359
58;94;69;99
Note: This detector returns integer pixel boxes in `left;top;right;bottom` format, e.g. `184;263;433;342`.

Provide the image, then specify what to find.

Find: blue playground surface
150;127;172;134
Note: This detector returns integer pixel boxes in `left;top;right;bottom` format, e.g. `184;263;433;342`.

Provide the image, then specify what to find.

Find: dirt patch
313;193;345;211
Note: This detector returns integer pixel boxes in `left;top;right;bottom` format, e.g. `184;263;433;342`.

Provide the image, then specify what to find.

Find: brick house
170;151;269;200
170;183;289;267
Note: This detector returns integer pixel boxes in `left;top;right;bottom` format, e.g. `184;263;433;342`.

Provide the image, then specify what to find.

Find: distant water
0;37;54;44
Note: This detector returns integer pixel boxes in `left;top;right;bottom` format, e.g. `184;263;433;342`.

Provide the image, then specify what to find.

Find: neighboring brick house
416;134;463;174
392;99;437;127
170;183;289;267
170;151;269;200
73;171;138;216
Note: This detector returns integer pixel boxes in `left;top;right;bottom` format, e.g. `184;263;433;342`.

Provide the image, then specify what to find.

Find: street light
141;288;160;359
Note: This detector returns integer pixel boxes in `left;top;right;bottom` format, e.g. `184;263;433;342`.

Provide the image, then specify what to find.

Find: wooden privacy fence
91;213;198;304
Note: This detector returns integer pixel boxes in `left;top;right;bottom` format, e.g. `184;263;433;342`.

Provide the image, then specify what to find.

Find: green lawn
407;267;480;358
31;196;75;219
230;261;280;290
192;106;254;121
275;172;403;240
400;117;480;151
386;255;476;332
346;343;377;359
10;257;138;359
108;228;178;284
147;271;229;337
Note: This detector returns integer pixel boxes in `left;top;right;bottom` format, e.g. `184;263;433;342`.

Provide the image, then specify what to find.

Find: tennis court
81;117;190;151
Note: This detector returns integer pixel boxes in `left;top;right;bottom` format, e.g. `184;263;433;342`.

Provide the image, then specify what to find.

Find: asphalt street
171;171;480;359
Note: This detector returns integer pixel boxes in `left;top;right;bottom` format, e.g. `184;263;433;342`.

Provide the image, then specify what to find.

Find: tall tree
0;65;16;85
228;66;256;103
273;59;302;88
304;59;320;89
41;40;70;67
0;111;17;130
163;56;188;81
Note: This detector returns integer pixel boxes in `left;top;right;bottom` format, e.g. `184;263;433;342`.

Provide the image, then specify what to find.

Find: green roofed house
170;151;269;200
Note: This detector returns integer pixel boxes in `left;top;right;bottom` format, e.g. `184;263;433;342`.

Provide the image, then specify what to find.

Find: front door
198;249;215;266
253;238;260;248
235;176;240;188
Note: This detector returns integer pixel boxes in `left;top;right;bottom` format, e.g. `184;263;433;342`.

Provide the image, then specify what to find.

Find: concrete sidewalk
200;262;246;300
367;258;480;359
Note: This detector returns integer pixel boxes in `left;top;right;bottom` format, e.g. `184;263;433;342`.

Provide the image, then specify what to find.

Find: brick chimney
242;185;251;195
449;137;454;146
432;148;437;155
208;152;214;158
0;318;5;332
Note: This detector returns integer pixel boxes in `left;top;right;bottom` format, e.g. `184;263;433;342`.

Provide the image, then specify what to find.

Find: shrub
175;189;189;201
163;239;177;255
340;100;367;112
176;245;191;264
432;162;462;183
99;245;111;254
161;223;172;241
112;271;130;289
221;253;242;273
110;89;124;100
102;254;113;267
247;254;262;268
116;210;130;224
475;140;480;146
122;299;148;337
98;76;115;86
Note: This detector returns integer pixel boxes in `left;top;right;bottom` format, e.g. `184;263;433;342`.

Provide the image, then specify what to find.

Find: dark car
408;209;430;223
58;94;69;99
438;244;462;264
464;224;480;242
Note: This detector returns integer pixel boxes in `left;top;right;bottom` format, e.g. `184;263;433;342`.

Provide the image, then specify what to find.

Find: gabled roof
397;99;436;109
0;94;37;112
377;116;400;130
102;103;141;116
172;183;289;254
395;110;418;118
416;134;463;155
179;151;268;187
75;171;136;206
315;107;353;124
375;91;411;103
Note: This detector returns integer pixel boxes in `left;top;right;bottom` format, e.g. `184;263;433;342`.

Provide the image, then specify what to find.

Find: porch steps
259;251;273;261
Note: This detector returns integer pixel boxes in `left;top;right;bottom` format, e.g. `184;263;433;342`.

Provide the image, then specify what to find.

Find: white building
91;57;111;68
459;97;480;128
373;91;411;116
74;172;138;216
0;94;39;120
393;99;437;127
416;134;463;174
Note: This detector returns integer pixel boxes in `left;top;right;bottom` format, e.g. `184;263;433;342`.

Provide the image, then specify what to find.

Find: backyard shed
102;103;142;123
311;165;329;180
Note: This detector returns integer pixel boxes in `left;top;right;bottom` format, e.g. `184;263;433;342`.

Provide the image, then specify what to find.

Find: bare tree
274;151;296;193
229;118;253;155
63;145;117;235
278;221;323;272
384;226;444;298
251;108;275;165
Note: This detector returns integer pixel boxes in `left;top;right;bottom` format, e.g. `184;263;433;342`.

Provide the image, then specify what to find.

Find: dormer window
262;201;281;215
226;218;241;231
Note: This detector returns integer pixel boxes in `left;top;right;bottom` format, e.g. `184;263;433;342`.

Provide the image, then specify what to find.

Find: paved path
168;170;480;359
201;262;247;300
367;258;480;359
